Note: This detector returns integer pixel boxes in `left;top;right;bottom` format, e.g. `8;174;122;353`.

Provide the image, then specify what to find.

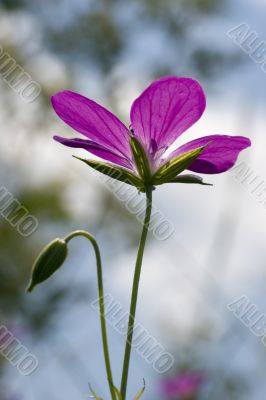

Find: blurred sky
1;0;266;399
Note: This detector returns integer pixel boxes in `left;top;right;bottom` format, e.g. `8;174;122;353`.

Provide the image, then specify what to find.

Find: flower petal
53;135;133;169
130;76;206;159
166;135;251;174
51;90;132;160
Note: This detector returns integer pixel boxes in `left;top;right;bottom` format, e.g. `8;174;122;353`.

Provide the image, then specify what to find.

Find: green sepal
152;146;206;185
133;380;146;400
88;383;103;400
130;136;151;182
27;239;68;292
168;173;213;186
73;156;144;190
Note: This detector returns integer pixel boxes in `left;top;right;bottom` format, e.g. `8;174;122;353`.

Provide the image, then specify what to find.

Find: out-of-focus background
0;0;266;399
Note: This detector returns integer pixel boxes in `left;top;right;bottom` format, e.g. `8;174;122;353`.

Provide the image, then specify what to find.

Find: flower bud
27;238;68;292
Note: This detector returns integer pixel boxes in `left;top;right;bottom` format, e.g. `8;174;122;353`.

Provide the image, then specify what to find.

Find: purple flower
161;371;206;399
51;76;250;190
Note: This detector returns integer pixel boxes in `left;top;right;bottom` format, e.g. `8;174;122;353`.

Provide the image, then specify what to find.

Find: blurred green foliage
0;0;24;10
0;183;70;321
50;9;122;73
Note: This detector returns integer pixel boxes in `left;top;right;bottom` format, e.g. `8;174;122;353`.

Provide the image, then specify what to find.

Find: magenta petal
130;76;206;159
53;136;133;169
167;135;251;174
51;91;132;160
161;372;206;397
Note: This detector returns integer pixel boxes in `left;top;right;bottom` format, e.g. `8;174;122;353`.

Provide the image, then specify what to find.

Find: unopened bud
27;238;68;292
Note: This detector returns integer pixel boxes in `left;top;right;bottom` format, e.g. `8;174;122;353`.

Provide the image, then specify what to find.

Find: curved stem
64;230;116;400
120;187;153;400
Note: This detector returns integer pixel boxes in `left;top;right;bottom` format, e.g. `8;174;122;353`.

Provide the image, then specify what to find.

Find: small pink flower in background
161;371;206;399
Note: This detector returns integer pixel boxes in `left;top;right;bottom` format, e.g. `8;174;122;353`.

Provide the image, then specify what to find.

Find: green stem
64;230;116;400
120;187;153;400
